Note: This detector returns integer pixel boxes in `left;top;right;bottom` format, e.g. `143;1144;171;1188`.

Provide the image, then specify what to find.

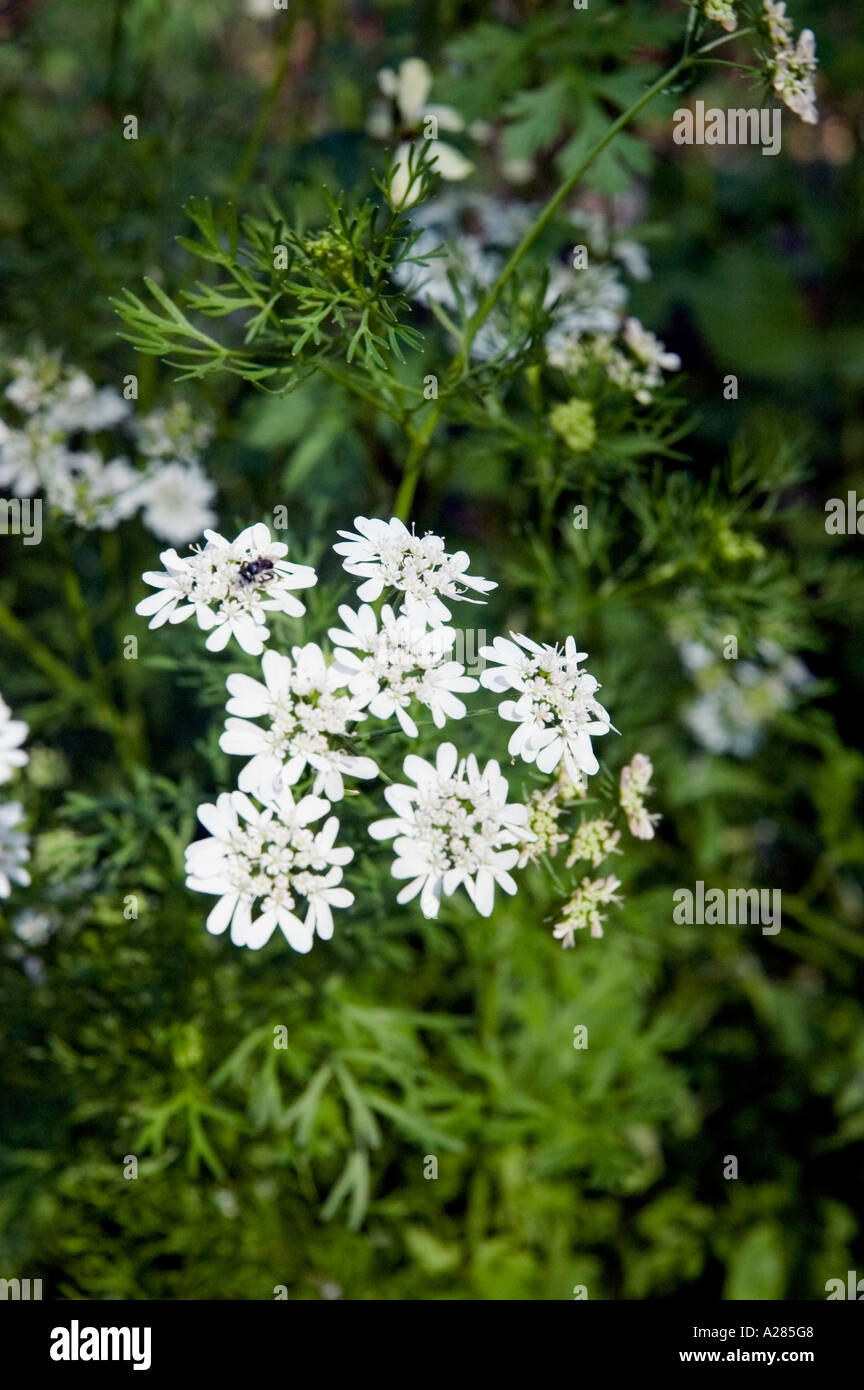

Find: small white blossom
12;908;56;945
136;524;317;655
619;754;661;840
517;786;568;868
369;741;528;918
762;3;819;124
551;319;681;404
334;516;496;627
552;875;622;946
0;695;28;784
221;644;378;802
0;802;30;898
566;816;622;868
328;602;478;737
185;786;353;953
480;633;612;779
704;1;738;33
136;460;218;544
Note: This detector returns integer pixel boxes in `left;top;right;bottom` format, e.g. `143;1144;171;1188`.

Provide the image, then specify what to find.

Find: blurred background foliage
1;0;863;1300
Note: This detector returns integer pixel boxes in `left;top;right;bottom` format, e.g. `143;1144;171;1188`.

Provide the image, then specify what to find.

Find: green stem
231;19;296;195
458;57;689;364
390;28;746;519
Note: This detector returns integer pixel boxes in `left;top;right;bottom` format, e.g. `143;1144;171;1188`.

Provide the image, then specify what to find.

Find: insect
238;557;276;584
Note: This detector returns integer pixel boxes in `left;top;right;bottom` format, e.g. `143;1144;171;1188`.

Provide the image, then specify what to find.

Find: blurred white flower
704;1;738;33
0;695;28;784
12;908;56;946
136;401;214;462
48;451;141;530
369;741;528;918
372;59;473;209
185;786;353;953
480;633;612;779
137;460;217;544
329;602;478;737
0;418;70;496
221;644;378;803
678;636;814;757
136;524;317;655
0;802;30;898
334;515;495;627
46;382;129;434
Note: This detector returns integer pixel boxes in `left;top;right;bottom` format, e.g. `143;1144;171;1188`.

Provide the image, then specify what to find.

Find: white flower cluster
703;1;738;33
678;637;813;757
0;694;30;900
552;875;623;946
141;515;633;950
185;787;353;954
370;743;528;919
619;755;661;841
136;524;317;655
548;316;681;405
480;633;612;780
334;515;496;625
0;349;217;541
762;1;818;124
391;192;651;367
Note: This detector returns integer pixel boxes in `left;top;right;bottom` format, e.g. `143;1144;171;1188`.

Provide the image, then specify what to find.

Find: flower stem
391;28;747;520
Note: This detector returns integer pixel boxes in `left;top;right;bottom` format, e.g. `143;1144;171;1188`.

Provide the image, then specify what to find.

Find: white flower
372;59;473;209
0;802;30;898
221;644;378;802
770;27;818;124
4;350;66;414
0;418;71;496
185;786;353;953
136;401;214;461
556;319;681;404
388;139;474;211
392;191;531;312
369;741;528;918
704;1;738;33
136;523;317;655
480;632;612;779
762;4;818;124
552;875;622;946
517;786;568;868
328;602;478;737
334;516;495;627
623;317;681;374
566;816;622;868
619;754;661;840
47;382;130;434
12;908;56;945
545;263;629;347
763;0;794;47
47;451;141;529
137;460;218;544
0;695;28;784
